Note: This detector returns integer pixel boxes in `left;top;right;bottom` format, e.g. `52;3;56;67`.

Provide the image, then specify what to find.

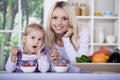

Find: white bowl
53;66;68;73
20;66;36;72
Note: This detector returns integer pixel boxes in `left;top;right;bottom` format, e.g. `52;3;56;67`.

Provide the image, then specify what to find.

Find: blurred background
0;0;66;71
0;0;44;71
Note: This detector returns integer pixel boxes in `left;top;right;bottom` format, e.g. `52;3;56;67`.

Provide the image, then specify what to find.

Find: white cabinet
68;0;120;55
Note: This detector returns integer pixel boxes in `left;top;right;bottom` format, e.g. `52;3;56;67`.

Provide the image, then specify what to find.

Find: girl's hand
11;46;19;63
50;48;60;65
11;46;19;56
63;28;74;38
36;44;45;59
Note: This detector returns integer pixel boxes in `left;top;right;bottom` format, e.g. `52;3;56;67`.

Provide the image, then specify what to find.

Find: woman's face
51;7;70;35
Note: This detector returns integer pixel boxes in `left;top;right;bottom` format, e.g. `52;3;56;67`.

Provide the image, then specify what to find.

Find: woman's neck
55;34;64;47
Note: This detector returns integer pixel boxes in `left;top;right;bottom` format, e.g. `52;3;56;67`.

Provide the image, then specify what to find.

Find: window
0;0;43;71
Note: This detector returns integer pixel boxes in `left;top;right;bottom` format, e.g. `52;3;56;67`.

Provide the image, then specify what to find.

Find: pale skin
11;46;19;63
50;7;74;65
50;48;60;65
11;29;44;63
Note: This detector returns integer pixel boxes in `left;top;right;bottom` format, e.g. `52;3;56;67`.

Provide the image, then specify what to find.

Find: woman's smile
54;25;63;30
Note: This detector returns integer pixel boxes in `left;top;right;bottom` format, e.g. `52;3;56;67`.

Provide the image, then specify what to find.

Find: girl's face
51;7;70;36
23;29;43;54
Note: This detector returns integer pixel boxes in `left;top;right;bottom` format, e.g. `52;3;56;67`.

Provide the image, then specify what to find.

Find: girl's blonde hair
23;23;44;36
45;1;81;50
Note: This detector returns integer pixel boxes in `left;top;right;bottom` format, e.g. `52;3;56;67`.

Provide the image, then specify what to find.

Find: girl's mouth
53;59;57;61
32;46;37;49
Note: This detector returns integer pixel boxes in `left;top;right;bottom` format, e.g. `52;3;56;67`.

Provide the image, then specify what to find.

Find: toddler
5;23;49;73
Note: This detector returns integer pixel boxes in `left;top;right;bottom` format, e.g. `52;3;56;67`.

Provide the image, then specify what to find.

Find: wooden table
0;71;120;80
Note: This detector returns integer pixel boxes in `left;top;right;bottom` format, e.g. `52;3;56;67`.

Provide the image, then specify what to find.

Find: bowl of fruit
19;60;37;72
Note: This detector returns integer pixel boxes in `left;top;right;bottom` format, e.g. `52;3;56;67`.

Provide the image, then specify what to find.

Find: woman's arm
62;28;89;63
77;28;89;56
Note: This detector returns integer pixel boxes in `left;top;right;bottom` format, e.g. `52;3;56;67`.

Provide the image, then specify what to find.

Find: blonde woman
45;1;89;72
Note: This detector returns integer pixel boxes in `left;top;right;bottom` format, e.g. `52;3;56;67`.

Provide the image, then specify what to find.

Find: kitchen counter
0;71;120;80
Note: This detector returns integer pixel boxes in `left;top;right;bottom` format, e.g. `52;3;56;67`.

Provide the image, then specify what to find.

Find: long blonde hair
45;1;81;50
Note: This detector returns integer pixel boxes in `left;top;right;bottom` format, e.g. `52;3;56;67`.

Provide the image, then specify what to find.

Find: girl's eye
38;38;41;40
31;37;35;39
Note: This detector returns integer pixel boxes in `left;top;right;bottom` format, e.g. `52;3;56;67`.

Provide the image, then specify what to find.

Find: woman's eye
63;17;68;20
52;16;57;19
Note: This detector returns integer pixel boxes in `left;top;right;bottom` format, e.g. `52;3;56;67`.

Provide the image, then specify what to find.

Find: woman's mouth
55;26;63;30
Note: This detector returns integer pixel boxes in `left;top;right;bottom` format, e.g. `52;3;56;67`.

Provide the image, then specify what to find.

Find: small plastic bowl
19;60;37;72
53;64;68;73
20;66;36;73
104;11;112;16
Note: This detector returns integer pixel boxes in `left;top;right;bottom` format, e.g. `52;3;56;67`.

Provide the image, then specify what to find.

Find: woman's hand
63;28;74;38
50;48;60;65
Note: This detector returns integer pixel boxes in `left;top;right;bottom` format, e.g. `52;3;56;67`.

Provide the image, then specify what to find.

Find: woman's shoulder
81;27;88;32
80;27;89;35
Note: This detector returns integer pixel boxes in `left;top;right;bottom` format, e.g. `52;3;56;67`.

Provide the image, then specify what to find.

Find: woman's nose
56;19;62;25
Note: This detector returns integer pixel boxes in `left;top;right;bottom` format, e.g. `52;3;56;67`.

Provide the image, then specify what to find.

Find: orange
104;54;109;60
92;53;108;63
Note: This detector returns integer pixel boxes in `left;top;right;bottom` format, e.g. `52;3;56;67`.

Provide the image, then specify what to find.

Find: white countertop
0;71;120;80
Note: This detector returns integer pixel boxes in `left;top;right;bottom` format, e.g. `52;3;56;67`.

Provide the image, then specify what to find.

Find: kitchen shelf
94;17;119;20
68;0;120;55
76;16;92;20
93;43;119;46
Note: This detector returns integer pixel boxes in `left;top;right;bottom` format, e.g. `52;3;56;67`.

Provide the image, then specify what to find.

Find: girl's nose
34;39;39;43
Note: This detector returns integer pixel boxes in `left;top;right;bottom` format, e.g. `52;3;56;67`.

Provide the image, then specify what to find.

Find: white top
62;28;89;63
51;28;89;72
5;48;49;73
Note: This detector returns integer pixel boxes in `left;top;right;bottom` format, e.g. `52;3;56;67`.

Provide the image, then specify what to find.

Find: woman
45;1;89;72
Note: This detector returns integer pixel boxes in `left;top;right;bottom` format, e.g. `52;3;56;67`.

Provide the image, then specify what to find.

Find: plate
72;63;120;73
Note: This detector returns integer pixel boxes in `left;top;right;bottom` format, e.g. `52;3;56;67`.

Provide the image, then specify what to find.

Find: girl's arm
5;46;19;72
36;45;50;72
62;28;89;63
37;54;49;73
5;53;17;72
